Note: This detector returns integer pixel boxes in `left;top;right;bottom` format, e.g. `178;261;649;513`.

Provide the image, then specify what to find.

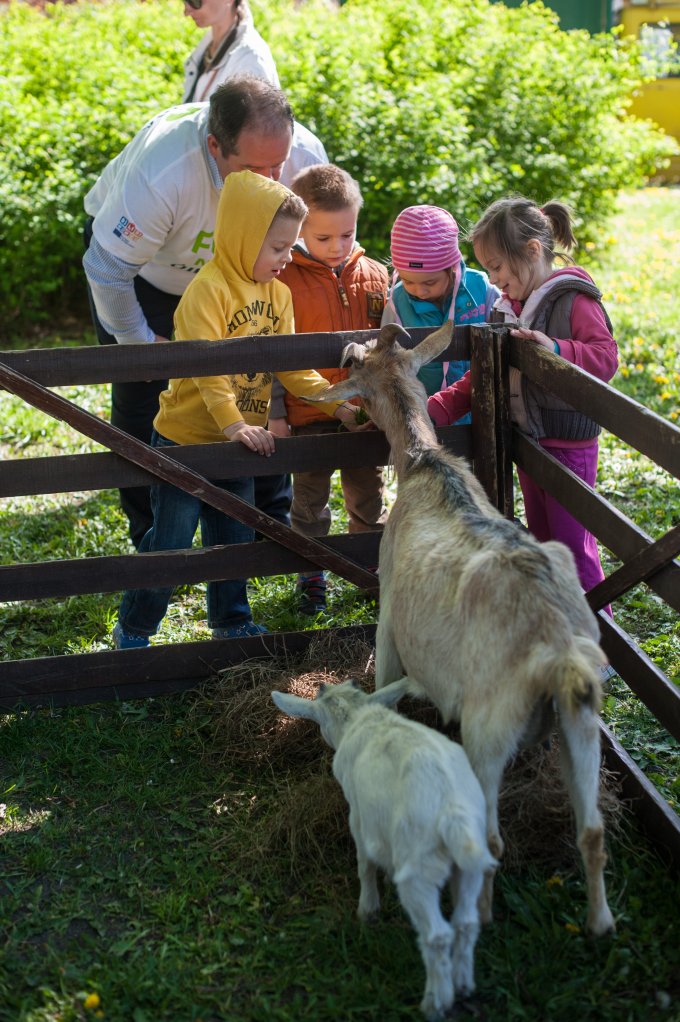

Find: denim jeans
118;433;255;637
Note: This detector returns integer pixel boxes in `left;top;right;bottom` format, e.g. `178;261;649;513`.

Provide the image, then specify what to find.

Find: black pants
83;218;291;548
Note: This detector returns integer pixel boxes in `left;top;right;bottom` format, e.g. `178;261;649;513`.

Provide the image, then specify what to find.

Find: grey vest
522;279;613;442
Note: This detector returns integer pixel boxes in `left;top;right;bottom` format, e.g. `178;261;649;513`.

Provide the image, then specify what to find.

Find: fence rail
1;324;678;861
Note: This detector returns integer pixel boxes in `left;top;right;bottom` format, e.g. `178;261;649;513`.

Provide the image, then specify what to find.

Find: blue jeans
118;434;255;637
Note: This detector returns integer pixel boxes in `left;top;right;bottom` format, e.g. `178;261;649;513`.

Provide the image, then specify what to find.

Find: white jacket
183;10;279;102
83;104;327;343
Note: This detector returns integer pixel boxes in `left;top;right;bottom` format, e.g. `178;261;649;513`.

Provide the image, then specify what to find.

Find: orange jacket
279;245;388;426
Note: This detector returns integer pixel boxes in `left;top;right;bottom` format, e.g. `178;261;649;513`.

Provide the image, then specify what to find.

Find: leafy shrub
0;0;195;336
0;0;675;337
269;0;677;260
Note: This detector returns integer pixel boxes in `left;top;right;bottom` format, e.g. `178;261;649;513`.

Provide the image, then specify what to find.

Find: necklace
204;18;238;68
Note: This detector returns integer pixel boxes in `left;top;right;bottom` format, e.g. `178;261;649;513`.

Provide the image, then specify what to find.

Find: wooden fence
1;325;678;862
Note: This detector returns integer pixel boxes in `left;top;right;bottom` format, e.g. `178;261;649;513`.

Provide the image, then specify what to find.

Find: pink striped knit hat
390;205;462;273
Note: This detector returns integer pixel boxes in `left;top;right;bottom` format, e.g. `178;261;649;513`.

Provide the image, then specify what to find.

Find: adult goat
309;321;615;936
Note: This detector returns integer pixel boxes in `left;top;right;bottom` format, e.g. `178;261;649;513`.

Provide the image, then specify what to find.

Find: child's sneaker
212;621;269;639
297;574;327;615
112;622;150;649
600;663;618;687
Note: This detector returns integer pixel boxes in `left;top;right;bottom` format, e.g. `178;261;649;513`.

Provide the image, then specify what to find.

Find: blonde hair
289;163;363;213
470;197;576;272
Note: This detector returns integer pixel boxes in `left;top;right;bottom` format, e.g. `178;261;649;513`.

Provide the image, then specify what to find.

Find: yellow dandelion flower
670;410;678;421
653;375;669;385
565;922;581;934
84;993;101;1011
547;875;564;888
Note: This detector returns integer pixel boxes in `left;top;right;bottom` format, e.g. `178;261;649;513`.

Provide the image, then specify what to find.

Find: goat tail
538;635;606;713
439;813;497;875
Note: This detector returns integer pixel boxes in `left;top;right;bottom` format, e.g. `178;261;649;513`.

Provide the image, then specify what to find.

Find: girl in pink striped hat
381;205;500;413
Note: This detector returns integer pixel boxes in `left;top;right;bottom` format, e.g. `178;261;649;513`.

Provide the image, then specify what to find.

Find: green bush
0;0;195;337
269;0;677;260
0;0;675;337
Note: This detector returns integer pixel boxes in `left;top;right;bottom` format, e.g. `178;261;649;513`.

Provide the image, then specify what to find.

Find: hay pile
200;633;624;877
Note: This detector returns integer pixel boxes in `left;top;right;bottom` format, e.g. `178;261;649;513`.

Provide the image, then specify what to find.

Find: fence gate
1;325;678;863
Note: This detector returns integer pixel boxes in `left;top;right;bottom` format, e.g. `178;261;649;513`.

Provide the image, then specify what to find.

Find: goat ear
377;323;411;350
410;321;454;371
271;690;323;722
367;676;413;708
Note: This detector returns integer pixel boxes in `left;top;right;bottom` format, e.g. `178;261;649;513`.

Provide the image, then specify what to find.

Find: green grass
1;187;679;1022
581;188;680;811
2;690;679;1022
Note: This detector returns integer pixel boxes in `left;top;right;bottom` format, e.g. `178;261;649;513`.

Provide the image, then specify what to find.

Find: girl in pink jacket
428;197;618;611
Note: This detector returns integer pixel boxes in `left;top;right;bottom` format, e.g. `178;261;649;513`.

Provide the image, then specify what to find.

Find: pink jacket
428;267;617;442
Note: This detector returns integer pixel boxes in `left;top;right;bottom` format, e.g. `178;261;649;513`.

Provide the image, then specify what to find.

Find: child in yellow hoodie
113;171;359;647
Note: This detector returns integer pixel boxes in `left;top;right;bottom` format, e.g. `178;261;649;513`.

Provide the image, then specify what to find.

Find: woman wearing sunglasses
183;0;280;102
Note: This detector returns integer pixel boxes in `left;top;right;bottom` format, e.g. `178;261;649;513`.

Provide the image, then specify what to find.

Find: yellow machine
618;0;680;177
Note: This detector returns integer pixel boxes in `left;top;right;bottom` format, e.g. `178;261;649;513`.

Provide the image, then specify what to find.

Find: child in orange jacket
271;164;389;614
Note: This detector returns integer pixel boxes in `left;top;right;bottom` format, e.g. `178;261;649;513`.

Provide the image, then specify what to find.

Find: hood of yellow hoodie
213;170;291;281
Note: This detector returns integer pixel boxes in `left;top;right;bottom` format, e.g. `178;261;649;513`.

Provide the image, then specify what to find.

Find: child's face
301;206;357;269
252;216;302;283
473;240;542;302
398;268;452;303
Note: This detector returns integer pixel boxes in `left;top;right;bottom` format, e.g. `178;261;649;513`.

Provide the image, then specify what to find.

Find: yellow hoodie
154;171;342;446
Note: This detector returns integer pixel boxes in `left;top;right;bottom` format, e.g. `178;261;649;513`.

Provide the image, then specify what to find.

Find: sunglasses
184;0;203;9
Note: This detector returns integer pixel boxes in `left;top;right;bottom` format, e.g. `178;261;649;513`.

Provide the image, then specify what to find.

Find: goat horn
377;323;411;349
339;341;367;368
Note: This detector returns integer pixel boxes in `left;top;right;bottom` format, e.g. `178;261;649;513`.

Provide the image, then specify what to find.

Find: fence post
470;324;498;507
492;325;514;518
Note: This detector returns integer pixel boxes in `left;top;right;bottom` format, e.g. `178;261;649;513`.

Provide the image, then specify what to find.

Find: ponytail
540;201;576;253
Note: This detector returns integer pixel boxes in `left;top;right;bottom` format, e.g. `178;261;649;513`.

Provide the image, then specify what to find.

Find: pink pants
518;439;612;616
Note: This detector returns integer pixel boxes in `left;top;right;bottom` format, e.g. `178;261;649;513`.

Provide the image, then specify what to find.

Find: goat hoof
587;908;616;937
420;995;453;1021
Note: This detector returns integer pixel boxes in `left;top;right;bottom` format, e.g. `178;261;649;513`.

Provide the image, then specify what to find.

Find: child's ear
526;238;543;262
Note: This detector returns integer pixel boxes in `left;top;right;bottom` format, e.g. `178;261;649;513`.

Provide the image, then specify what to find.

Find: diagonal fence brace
0;361;380;596
587;522;680;612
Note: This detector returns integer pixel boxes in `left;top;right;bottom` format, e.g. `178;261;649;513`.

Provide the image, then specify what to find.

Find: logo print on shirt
113;216;144;244
231;371;272;417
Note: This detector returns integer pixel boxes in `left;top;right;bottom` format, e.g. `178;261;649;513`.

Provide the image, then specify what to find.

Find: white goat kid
272;678;495;1020
308;322;615;937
